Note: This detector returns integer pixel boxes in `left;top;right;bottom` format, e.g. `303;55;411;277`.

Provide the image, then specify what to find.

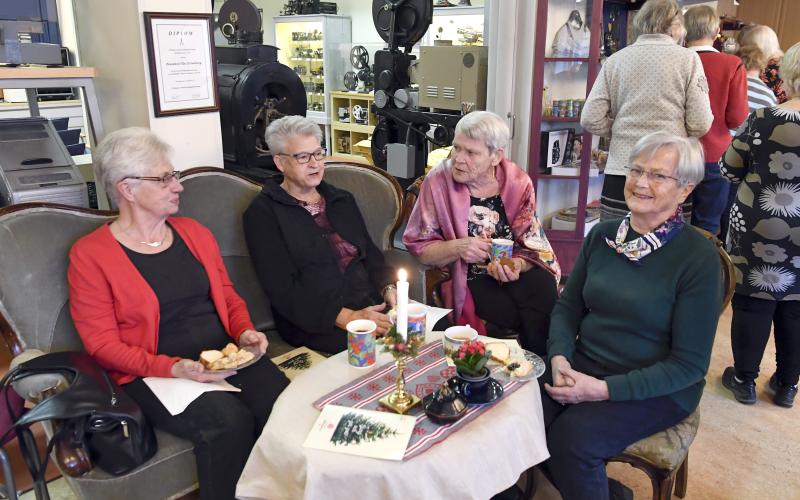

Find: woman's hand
544;363;610;405
336;304;392;336
171;359;235;382
383;286;398;308
238;329;268;355
549;355;575;388
487;257;529;282
453;237;491;264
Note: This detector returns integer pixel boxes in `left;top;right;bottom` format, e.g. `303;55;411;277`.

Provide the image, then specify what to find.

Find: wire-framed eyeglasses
125;170;181;186
625;166;680;185
275;148;326;164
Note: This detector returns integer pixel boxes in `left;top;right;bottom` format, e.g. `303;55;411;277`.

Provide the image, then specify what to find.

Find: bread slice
221;342;239;357
199;350;223;368
486;342;510;363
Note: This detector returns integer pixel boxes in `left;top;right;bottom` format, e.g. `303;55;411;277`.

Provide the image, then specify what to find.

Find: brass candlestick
379;354;421;414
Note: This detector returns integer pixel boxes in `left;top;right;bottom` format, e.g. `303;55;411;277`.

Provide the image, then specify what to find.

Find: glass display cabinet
274;14;351;149
421;5;485;47
528;0;606;275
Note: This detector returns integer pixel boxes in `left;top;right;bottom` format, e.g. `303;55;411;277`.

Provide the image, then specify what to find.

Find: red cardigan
694;49;749;163
68;217;254;384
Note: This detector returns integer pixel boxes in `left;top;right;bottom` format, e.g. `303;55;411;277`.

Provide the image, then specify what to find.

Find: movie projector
343;46;373;93
372;0;486;180
215;0;306;182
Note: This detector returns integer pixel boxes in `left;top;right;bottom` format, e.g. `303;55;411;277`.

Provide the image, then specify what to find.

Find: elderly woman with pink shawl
403;111;561;355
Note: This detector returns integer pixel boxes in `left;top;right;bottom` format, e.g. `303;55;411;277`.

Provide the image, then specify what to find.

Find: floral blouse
721;106;800;300
760;59;788;104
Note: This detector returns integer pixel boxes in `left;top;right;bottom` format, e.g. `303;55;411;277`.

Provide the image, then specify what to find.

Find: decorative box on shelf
550;162;600;177
551;206;601;236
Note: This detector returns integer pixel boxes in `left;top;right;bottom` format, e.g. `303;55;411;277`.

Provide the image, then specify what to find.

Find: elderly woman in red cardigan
67;127;288;500
403;111;560;355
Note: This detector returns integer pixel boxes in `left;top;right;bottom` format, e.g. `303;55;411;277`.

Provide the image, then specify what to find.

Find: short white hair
454;110;510;153
93;127;172;203
633;0;683;38
684;5;719;43
780;41;800;98
629;131;705;186
265;115;322;154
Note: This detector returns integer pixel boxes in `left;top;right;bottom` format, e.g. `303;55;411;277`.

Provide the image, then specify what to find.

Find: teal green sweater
547;221;722;412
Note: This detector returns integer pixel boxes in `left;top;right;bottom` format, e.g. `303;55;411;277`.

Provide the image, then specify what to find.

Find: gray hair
633;0;683;38
737;25;783;60
684;5;719;43
780;41;800;98
454;110;510;153
629;131;704;186
93;127;172;204
265;115;323;154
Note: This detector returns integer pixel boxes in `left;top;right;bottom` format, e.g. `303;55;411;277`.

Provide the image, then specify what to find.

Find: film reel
343;71;358;91
350;45;369;69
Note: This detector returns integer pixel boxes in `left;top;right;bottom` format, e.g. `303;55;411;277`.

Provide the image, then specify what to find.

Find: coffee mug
407;303;427;344
443;325;478;357
490;238;514;262
346;319;376;368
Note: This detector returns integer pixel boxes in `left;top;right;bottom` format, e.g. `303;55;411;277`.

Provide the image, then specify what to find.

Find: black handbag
3;351;157;479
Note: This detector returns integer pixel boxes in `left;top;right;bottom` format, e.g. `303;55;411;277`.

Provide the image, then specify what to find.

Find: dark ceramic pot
456;367;491;397
423;382;468;425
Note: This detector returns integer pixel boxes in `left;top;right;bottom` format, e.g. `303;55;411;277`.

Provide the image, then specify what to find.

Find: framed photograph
540;128;574;171
144;12;219;117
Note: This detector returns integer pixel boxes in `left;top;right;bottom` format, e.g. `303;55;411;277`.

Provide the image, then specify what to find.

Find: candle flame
398;269;407;282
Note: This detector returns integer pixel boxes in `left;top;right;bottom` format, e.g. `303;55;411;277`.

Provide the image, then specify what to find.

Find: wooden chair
606;227;736;500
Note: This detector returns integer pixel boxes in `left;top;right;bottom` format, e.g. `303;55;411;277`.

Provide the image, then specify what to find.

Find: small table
236;332;550;500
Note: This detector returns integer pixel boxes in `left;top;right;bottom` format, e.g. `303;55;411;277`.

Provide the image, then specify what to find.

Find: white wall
71;0;223;169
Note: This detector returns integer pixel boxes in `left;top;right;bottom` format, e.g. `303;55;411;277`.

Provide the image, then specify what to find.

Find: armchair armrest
383;248;452;307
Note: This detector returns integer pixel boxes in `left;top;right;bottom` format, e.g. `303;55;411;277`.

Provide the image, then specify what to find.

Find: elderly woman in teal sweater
540;131;722;500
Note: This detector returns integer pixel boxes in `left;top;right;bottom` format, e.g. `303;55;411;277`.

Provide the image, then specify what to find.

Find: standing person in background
738;25;787;104
720;41;800;409
581;0;713;221
684;5;749;234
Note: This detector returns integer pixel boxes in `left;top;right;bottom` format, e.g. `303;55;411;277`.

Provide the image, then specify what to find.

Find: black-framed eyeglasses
125;170;181;186
625;166;680;185
275;148;326;164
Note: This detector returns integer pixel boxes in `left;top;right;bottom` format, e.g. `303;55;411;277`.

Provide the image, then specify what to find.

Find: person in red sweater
68;127;288;500
684;5;749;233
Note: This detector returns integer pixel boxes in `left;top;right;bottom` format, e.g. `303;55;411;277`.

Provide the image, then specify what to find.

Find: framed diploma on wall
144;12;219;117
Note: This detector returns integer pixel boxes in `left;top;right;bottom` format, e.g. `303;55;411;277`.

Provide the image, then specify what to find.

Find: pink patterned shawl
403;159;561;332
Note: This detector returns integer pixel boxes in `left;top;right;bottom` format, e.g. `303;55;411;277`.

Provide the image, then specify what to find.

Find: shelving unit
329;91;376;164
528;0;606;274
274;14;351;153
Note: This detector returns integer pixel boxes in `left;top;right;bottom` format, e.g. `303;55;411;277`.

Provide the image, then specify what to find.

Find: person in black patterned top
720;41;800;409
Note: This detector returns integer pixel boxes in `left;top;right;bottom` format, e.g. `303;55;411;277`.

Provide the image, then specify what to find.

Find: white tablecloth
236;333;550;500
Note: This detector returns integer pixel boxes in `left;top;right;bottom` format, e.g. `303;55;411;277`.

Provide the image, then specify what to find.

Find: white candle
396;269;409;341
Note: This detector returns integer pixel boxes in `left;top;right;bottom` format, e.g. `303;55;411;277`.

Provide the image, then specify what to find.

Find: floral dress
722;106;800;300
760;59;788;104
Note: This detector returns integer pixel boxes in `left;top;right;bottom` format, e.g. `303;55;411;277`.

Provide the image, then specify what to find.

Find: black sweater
243;180;394;353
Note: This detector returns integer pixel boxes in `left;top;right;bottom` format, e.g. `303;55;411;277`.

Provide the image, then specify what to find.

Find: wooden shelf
544;57;590;62
542;116;580;123
538;174;581;180
0;66;97;79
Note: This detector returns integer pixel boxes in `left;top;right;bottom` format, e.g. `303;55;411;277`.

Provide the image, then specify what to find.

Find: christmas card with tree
303;405;417;460
271;346;327;381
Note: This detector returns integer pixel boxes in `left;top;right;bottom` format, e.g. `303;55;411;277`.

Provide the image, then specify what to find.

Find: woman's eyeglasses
625;166;679;186
126;170;181;186
275;149;326;164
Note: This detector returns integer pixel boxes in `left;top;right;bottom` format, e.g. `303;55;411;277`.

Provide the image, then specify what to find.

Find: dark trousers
123;357;289;500
719;182;738;244
731;293;800;386
540;352;689;500
467;265;558;355
691;161;730;234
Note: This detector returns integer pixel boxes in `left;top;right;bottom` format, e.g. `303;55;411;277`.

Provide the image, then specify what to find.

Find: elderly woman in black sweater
243;116;396;353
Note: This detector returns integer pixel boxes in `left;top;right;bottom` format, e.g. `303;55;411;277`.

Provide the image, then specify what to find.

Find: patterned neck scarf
605;207;684;264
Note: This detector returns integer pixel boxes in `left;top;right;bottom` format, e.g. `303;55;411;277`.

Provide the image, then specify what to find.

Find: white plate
491;349;546;382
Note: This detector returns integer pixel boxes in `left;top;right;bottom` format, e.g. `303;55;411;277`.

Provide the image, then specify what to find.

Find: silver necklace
121;225;168;247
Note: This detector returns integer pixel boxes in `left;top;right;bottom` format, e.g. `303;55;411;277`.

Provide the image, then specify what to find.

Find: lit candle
396;269;409;341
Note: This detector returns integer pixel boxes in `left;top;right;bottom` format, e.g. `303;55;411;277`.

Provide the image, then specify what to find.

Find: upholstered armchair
0;204;199;500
